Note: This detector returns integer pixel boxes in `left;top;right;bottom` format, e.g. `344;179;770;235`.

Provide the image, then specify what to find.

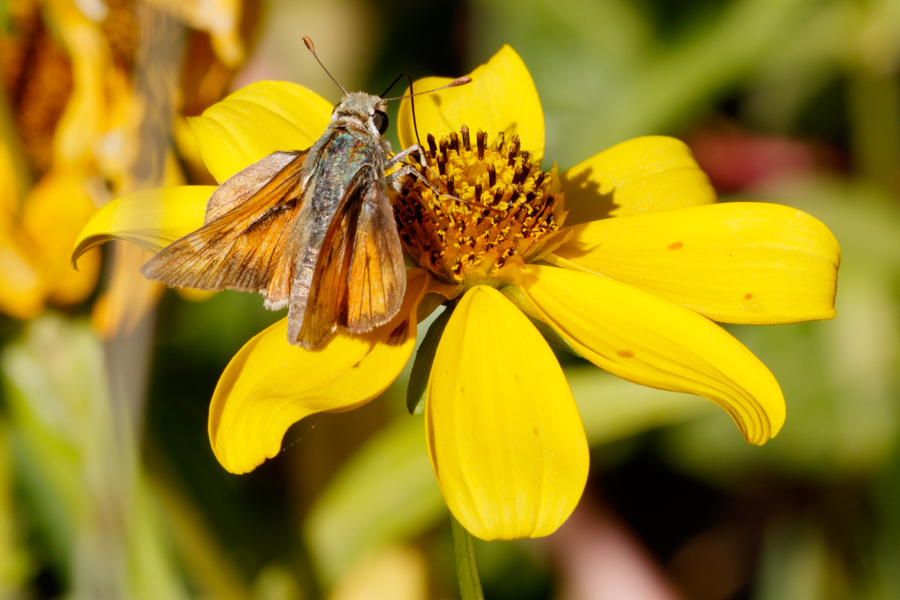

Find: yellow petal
46;0;111;169
72;185;213;266
190;81;333;182
518;265;785;445
209;270;429;474
549;202;839;324
21;172;99;305
0;226;45;319
175;288;216;302
426;286;588;540
561;136;717;225
397;46;545;166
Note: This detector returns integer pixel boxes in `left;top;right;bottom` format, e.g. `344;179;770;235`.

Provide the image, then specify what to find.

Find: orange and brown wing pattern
203;151;306;222
288;190;357;347
287;174;406;348
141;151;308;309
345;181;405;333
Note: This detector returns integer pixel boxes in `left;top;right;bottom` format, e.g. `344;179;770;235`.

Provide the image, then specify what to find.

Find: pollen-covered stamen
394;128;567;286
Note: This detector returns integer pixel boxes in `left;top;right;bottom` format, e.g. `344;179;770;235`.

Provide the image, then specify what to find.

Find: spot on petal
744;293;754;299
668;241;683;250
617;349;635;358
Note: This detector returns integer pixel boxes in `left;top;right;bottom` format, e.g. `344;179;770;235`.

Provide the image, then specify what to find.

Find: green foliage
1;316;188;599
303;416;444;585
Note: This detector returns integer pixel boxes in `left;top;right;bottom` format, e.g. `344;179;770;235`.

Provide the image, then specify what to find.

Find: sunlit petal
209;270;430;474
561;136;716;225
398;46;545;165
549;202;839;324
72;185;213;265
426;286;588;540
190;81;333;182
22;172;100;304
518;265;785;445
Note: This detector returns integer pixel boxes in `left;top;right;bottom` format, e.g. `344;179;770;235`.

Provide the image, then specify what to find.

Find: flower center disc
395;127;567;287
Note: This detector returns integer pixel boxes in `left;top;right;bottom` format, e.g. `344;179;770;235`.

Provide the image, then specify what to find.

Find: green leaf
406;306;451;415
0;420;30;592
567;366;713;445
1;315;107;567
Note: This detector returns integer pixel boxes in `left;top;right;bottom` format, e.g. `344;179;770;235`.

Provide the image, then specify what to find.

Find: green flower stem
451;515;485;600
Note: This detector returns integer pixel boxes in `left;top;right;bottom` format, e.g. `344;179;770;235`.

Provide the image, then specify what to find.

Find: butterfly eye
373;110;388;134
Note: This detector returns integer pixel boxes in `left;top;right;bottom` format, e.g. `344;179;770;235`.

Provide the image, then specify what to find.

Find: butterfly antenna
378;73;423;145
408;75;421;146
381;76;471;102
382;75;472;147
302;37;348;95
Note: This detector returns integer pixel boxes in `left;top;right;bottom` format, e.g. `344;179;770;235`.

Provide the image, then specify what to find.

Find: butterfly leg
387;144;444;182
388;143;427;168
386;145;491;211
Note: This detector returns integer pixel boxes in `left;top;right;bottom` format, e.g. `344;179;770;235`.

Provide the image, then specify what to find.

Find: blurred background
2;0;900;598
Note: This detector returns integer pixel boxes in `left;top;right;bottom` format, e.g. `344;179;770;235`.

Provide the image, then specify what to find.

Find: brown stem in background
104;1;184;433
74;4;185;599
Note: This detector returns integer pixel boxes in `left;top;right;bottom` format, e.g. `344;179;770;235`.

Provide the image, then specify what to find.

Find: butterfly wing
141;150;309;309
287;172;406;347
287;184;357;346
345;180;406;333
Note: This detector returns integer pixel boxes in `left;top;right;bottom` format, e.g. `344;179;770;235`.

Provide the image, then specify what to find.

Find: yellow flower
0;0;244;321
73;46;840;540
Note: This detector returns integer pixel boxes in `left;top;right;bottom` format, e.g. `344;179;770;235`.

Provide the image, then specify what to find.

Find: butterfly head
332;92;390;138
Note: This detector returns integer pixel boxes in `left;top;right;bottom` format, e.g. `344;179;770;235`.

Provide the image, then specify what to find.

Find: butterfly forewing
141;151;308;308
287;170;405;347
287;186;356;347
346;180;405;332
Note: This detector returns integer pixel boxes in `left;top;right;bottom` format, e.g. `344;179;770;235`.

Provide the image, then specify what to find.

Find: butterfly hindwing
204;151;305;221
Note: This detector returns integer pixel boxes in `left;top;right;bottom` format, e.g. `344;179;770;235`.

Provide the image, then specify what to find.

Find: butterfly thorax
327;92;392;149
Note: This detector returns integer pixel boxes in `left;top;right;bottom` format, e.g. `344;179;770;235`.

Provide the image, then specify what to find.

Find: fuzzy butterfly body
142;92;406;348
